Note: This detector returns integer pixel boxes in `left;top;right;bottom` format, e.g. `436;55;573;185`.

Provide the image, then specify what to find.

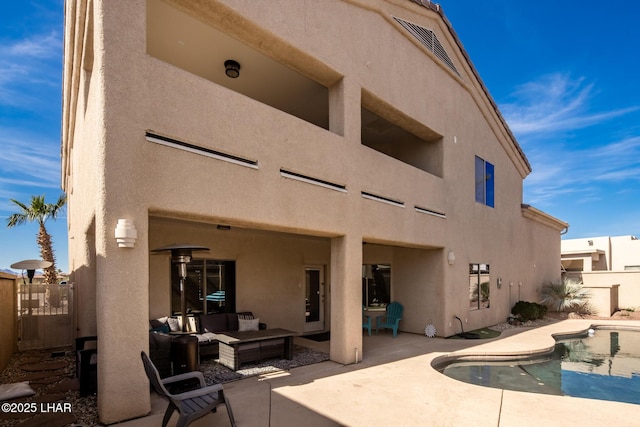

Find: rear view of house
62;0;567;422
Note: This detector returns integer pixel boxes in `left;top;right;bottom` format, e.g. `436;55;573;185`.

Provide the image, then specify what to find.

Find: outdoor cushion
226;313;239;331
238;318;260;331
199;313;228;333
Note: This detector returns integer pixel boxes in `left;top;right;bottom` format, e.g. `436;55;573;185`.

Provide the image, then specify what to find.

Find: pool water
439;328;640;404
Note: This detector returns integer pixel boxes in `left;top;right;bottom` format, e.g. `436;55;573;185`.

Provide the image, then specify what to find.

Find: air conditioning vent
393;16;459;75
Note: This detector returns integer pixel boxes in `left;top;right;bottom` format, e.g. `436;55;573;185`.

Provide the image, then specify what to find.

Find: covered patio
147;215;444;359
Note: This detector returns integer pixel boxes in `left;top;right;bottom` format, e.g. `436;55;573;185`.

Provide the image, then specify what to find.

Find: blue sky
0;1;65;272
1;0;639;272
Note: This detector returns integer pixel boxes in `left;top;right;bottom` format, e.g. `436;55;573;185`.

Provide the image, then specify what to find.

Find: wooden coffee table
215;328;295;370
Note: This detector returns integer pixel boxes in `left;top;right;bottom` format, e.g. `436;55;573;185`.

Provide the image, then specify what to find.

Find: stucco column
329;75;360;141
330;233;363;364
96;214;150;423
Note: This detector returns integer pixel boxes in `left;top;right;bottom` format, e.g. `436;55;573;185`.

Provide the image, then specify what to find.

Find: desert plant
540;278;591;312
511;301;547;322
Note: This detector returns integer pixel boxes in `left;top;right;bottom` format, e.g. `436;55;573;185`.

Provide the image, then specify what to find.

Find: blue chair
362;306;373;336
376;302;403;337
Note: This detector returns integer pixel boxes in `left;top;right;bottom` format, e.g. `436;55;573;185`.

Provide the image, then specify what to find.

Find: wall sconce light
115;219;138;248
224;60;240;78
447;251;455;265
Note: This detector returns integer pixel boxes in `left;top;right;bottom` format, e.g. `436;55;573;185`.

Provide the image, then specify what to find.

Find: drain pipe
355;347;359;363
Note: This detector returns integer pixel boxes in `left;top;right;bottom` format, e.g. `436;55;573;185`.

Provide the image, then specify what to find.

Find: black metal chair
75;336;98;396
140;351;236;427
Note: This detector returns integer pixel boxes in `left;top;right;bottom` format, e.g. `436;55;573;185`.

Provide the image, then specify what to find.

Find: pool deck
122;319;640;427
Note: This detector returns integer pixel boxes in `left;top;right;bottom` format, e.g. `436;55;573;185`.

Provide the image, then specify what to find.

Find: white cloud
523;135;640;206
501;73;638;135
6;31;61;59
0;128;60;192
0;31;62;107
499;73;640;211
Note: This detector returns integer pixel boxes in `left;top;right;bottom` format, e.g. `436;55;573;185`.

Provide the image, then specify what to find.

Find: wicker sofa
149;312;266;361
196;312;266;357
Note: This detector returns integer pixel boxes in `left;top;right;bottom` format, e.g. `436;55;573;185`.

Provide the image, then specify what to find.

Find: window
475;156;494;207
469;263;490;310
172;259;236;315
362;264;391;308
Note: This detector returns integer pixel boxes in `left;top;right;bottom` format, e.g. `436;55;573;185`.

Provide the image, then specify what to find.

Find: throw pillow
238;317;260;331
151;324;170;334
149;316;168;329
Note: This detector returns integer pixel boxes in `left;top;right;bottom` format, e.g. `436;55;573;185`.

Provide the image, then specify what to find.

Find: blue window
475;156;494;207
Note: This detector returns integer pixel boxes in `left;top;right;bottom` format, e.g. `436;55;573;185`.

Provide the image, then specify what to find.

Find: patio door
303;266;325;333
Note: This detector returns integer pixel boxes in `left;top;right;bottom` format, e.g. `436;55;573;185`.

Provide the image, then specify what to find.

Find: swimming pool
436;327;640;404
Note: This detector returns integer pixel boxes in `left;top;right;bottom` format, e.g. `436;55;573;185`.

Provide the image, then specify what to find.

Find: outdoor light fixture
114;219;137;248
151;243;209;332
11;259;53;315
224;59;240;78
447;251;456;265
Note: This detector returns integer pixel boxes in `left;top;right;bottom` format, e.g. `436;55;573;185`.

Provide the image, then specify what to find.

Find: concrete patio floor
122;319;640;427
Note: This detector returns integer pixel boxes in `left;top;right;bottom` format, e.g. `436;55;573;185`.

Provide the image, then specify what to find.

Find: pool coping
431;322;640;369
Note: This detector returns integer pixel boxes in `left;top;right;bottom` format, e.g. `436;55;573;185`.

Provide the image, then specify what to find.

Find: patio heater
151;244;209;332
10;259;53;315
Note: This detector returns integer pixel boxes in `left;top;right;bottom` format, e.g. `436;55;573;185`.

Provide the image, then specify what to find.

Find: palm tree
6;194;67;288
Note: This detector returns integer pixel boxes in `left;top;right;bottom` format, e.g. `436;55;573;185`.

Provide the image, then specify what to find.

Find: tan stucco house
62;0;568;422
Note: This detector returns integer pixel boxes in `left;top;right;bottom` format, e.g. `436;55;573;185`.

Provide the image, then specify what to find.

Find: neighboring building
562;235;640;273
562;235;640;312
62;0;567;422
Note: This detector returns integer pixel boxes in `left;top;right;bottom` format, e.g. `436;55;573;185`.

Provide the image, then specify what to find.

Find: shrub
511;301;547;322
540;278;591;312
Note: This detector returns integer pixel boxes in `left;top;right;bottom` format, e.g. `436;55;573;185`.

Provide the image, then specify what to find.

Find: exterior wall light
447;250;455;265
224;60;240;78
115;219;137;248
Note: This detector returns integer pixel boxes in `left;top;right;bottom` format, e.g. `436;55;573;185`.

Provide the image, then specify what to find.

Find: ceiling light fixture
224;59;240;78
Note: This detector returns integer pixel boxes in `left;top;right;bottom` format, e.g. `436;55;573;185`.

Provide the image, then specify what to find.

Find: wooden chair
362;306;373;336
141;351;236;427
375;302;404;337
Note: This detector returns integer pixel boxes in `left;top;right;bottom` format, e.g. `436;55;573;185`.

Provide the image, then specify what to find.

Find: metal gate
18;283;73;350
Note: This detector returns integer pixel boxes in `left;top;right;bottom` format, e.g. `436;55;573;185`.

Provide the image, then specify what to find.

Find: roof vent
393;16;459;75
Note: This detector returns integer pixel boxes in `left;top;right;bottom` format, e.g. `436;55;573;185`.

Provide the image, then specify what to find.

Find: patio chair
76;336;98;396
375;302;403;337
362;306;373;336
141;351;236;427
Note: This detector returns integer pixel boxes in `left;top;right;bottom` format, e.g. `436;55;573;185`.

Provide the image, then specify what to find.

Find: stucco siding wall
582;271;640;309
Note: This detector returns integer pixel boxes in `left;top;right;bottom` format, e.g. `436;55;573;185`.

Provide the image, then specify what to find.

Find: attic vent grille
393;16;459;75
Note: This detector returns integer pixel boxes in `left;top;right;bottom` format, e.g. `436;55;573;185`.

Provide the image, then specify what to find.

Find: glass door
304;266;325;332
